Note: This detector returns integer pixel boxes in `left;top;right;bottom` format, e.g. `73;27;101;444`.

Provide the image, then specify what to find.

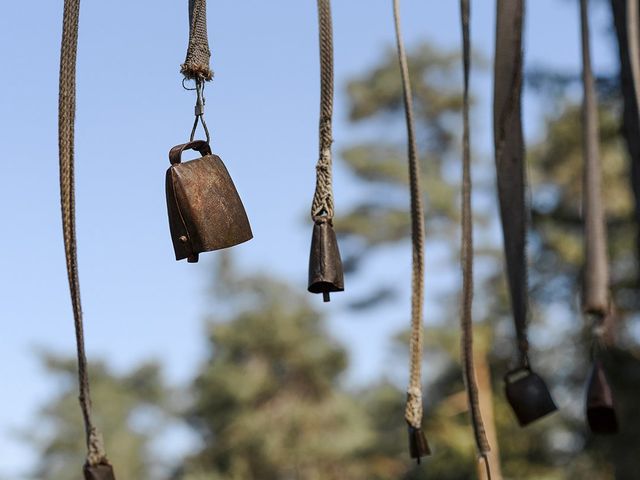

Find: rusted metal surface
83;463;116;480
166;141;252;262
586;361;618;434
308;221;344;302
504;367;557;426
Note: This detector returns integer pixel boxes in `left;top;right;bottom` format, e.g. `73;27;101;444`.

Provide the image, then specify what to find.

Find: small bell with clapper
586;360;618;434
165;140;252;262
504;366;557;426
308;220;344;302
83;463;116;480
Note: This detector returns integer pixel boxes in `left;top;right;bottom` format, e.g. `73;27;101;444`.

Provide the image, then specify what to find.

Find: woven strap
392;0;427;432
493;0;529;367
580;0;610;318
59;0;110;469
460;0;492;466
182;0;213;81
311;0;335;222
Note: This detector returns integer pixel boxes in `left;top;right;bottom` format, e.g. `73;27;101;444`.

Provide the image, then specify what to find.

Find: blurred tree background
27;1;640;479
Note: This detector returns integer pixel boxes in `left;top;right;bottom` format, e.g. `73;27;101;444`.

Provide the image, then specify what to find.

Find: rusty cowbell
586;360;618;434
407;424;430;463
83;463;116;480
504;366;557;426
166;140;253;262
308;220;344;302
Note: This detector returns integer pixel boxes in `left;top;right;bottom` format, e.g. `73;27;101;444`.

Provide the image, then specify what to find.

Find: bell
586;361;618;434
308;220;344;302
166;140;253;262
83;463;116;480
407;424;431;464
504;367;557;426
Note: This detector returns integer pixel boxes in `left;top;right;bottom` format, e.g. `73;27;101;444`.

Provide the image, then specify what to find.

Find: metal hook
188;78;211;144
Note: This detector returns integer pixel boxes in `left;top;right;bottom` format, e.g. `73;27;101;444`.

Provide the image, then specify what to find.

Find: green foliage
28;354;168;480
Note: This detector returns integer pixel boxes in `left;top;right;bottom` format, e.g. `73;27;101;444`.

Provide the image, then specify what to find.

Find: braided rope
59;0;109;467
392;0;427;431
460;0;492;465
311;0;335;223
182;0;213;81
580;0;609;318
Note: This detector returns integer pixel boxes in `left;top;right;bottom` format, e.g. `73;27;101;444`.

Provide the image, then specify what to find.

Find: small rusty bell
407;424;430;463
586;360;618;434
166;140;252;262
83;462;116;480
504;366;557;426
308;220;344;302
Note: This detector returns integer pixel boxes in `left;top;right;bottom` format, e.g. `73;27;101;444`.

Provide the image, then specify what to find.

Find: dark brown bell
166;140;253;262
586;361;618;434
308;220;344;302
84;462;116;480
504;367;557;426
407;424;431;464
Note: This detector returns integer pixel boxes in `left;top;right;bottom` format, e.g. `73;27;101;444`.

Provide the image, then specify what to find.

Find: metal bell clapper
84;463;116;480
504;366;557;426
165;140;253;262
407;424;431;463
586;360;618;434
308;219;344;302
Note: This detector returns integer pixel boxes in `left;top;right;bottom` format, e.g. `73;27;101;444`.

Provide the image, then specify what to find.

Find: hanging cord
580;0;610;324
59;0;109;468
182;0;213;81
460;1;492;476
392;0;427;445
493;0;529;368
627;0;640;118
182;0;212;144
311;0;335;223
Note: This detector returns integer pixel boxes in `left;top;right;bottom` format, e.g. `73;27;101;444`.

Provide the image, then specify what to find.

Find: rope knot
405;387;423;429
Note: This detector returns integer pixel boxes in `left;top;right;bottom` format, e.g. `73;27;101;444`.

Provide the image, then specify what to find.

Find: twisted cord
493;0;530;367
182;0;213;81
460;0;491;461
59;0;108;467
392;0;427;430
580;0;610;317
311;0;335;222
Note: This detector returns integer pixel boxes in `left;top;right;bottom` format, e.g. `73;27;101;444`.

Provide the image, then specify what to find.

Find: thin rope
627;0;640;116
580;0;610;319
182;0;213;81
460;0;492;466
311;0;336;223
59;0;109;468
393;0;427;433
493;0;529;368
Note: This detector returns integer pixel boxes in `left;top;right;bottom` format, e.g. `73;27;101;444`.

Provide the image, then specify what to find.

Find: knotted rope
392;0;427;442
311;0;336;223
493;0;530;368
460;0;492;476
580;0;610;324
182;0;213;81
59;0;110;470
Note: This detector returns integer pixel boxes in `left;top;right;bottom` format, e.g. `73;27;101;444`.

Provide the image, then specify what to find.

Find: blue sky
0;0;616;477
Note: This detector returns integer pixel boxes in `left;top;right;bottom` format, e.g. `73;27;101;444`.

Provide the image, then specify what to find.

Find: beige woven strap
392;0;426;431
59;0;109;468
182;0;213;81
580;0;610;319
311;0;336;222
460;0;491;464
